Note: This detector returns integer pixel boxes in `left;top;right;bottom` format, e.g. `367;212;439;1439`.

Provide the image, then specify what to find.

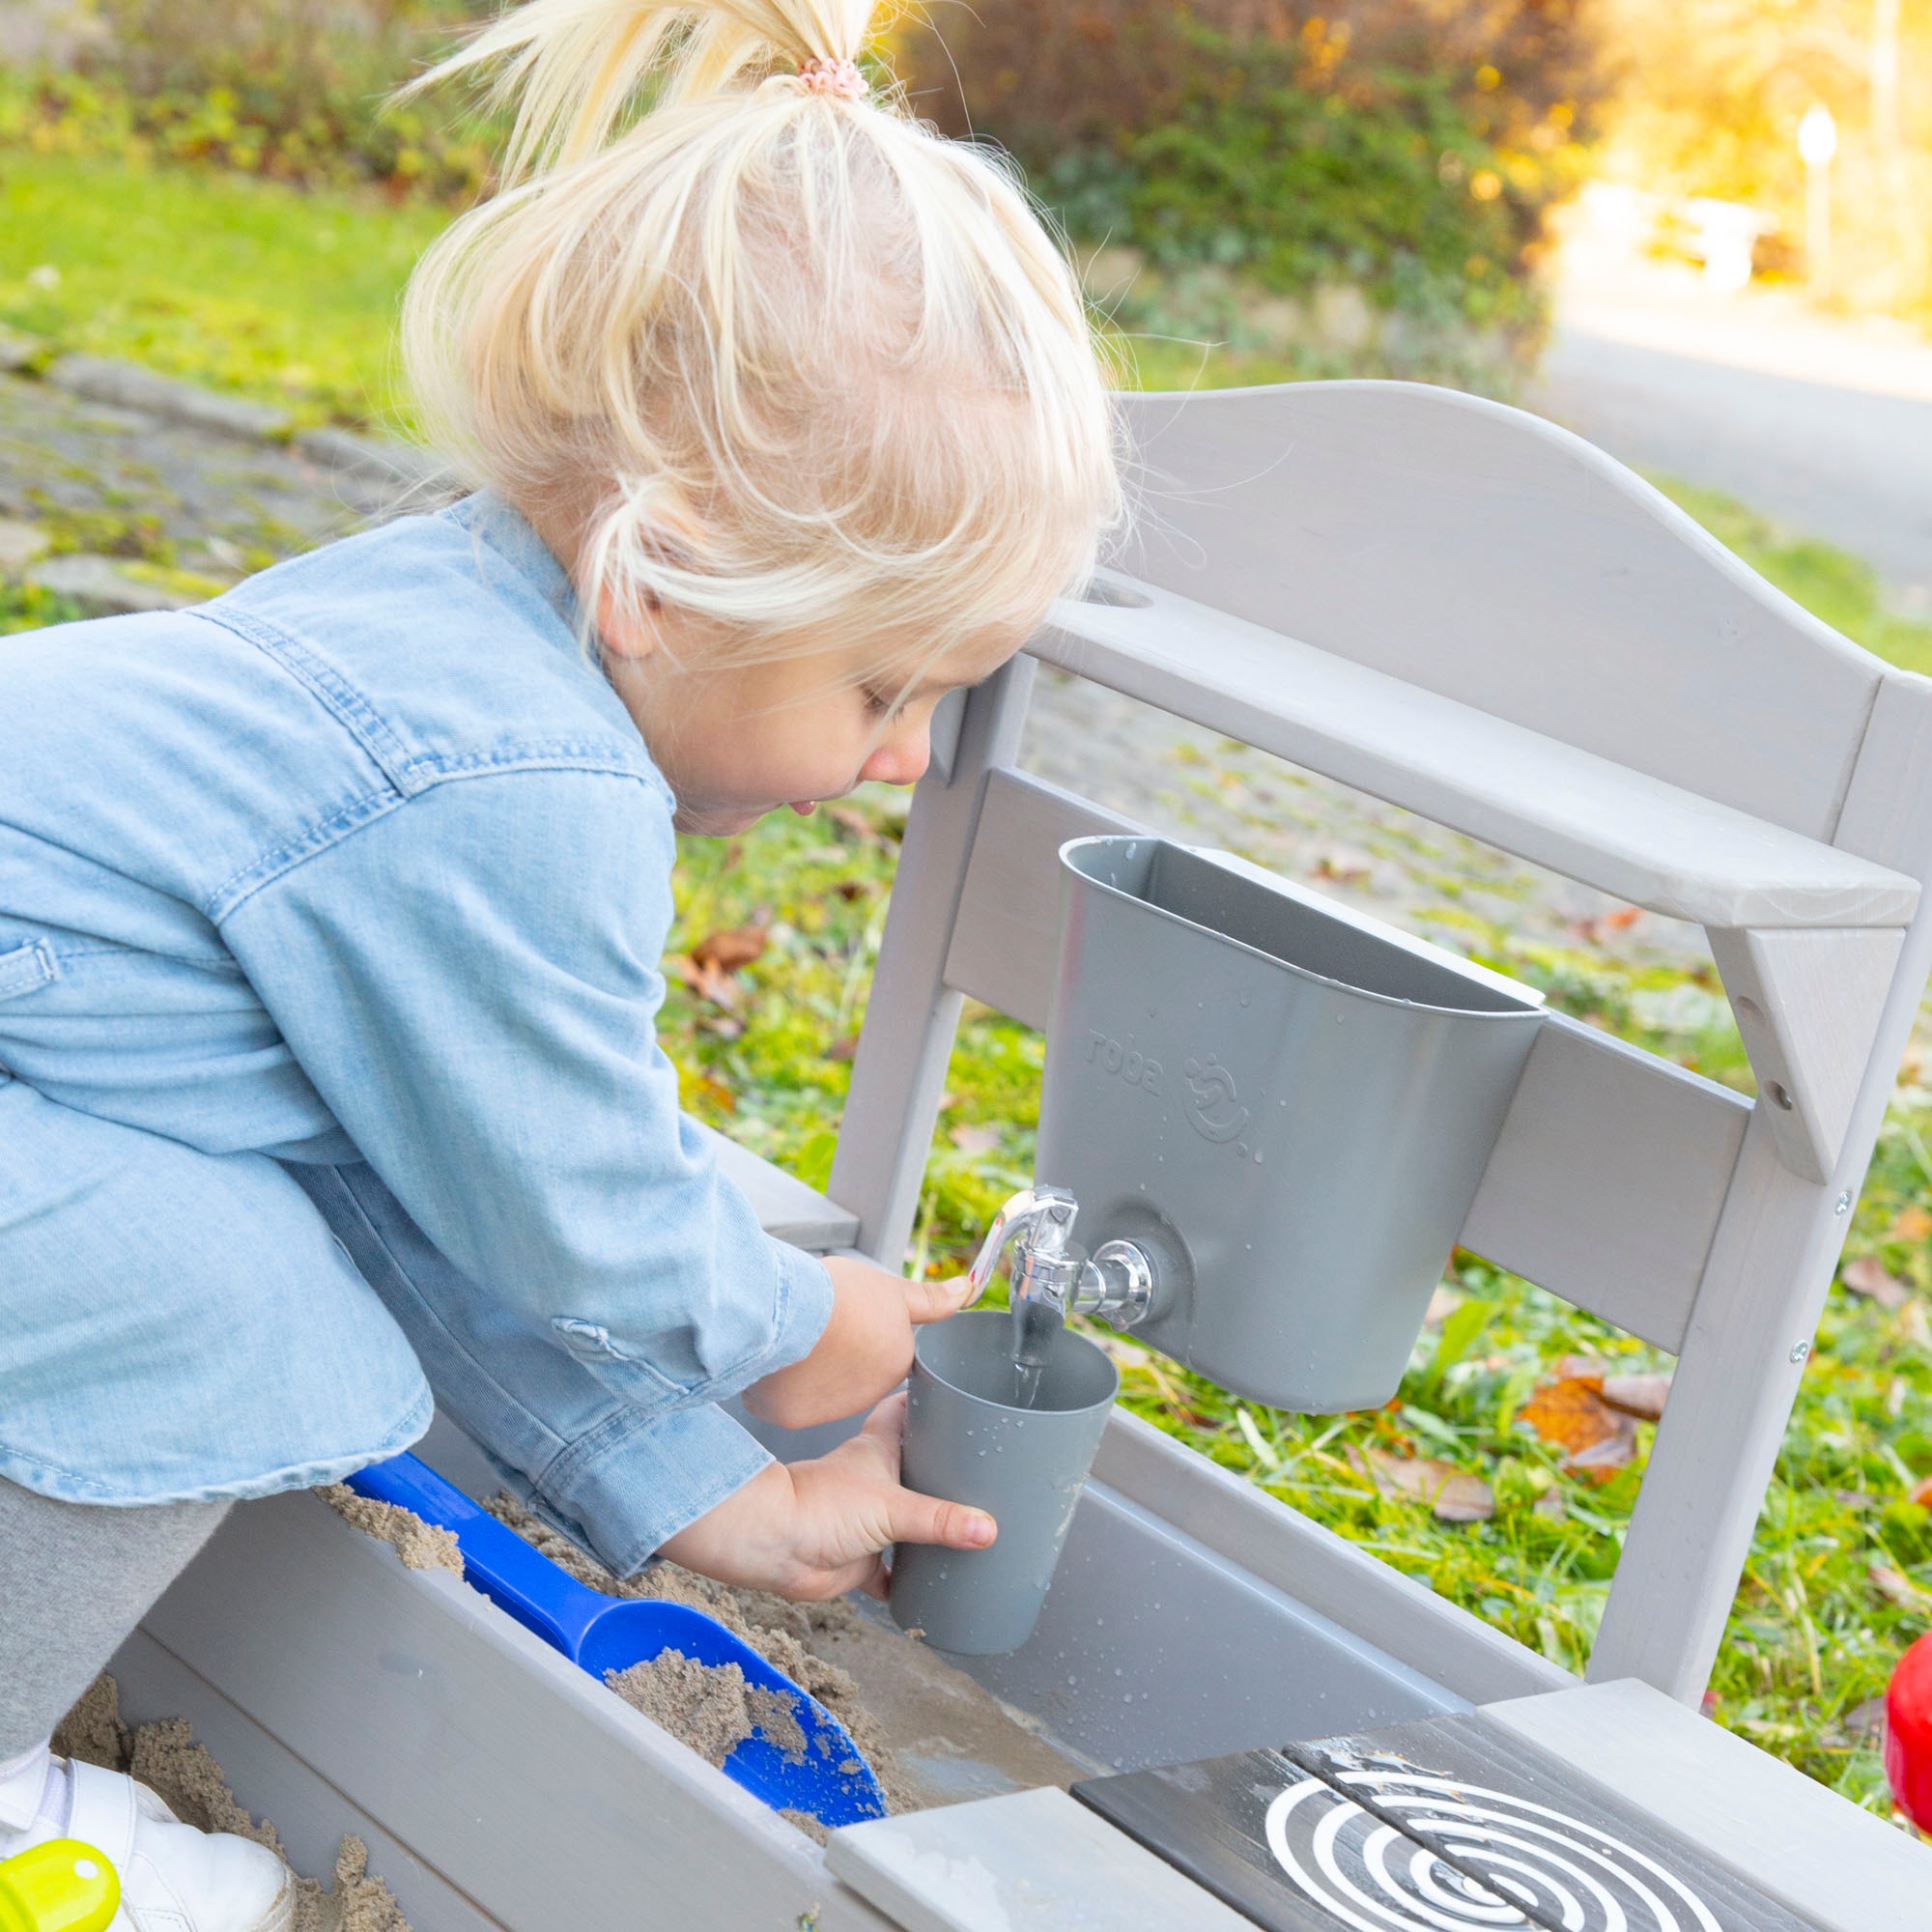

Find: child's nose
861;722;930;788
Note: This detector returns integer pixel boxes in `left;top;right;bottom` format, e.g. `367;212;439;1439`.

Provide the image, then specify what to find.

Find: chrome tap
967;1185;1158;1402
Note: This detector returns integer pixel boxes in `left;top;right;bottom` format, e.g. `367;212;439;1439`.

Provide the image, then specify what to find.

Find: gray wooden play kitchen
107;382;1932;1929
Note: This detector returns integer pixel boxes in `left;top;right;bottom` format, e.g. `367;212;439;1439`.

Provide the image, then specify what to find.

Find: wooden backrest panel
944;769;1749;1351
1115;384;1882;841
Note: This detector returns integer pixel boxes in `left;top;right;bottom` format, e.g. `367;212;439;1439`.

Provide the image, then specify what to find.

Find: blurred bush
0;0;1604;384
0;0;491;197
899;0;1600;383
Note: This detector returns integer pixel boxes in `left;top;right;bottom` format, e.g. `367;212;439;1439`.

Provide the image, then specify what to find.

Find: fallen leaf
1889;1207;1932;1243
1869;1562;1932;1611
1601;1372;1671;1421
1900;1299;1932;1350
671;953;741;1008
1565;1430;1638;1474
1351;1447;1494;1521
1601;906;1644;931
1910;1473;1932;1507
1520;1374;1638;1482
1531;1490;1566;1522
1521;1376;1621;1457
834;879;871;902
1843;1256;1910;1309
691;925;768;973
1423;1287;1461;1327
948;1123;1000;1154
826;1035;859;1062
1834;1489;1876;1510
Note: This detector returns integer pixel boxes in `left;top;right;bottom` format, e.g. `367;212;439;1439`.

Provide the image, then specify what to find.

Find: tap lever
967;1185;1159;1373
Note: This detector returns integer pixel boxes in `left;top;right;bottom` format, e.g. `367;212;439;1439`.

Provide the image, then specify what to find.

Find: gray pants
0;1479;230;1756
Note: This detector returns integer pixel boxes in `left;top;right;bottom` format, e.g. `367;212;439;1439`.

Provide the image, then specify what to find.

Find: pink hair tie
797;55;867;99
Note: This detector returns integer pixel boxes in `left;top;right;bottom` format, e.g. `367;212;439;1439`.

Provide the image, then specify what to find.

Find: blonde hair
399;0;1121;679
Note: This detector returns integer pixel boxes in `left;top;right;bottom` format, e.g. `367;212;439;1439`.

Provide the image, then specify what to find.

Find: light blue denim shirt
0;496;832;1565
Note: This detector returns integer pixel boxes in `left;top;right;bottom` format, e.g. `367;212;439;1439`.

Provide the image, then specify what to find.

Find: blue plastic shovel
344;1451;887;1827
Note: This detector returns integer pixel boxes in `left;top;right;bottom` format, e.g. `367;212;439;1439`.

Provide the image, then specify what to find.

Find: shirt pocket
0;939;57;1002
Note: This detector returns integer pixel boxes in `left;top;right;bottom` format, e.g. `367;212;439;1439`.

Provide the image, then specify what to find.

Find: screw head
1790;1340;1812;1364
1834;1191;1853;1216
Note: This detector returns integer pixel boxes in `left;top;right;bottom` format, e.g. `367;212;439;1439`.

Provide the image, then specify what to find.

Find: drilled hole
1769;1080;1795;1110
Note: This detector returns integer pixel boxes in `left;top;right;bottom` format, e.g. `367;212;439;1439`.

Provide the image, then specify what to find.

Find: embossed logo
1085;1030;1162;1094
1182;1056;1250;1143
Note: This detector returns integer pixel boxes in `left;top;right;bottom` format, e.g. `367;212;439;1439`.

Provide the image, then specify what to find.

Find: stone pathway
0;367;378;583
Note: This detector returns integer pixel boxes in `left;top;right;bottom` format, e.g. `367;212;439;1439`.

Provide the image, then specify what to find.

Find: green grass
0;153;446;428
4;146;1928;1820
1651;477;1932;676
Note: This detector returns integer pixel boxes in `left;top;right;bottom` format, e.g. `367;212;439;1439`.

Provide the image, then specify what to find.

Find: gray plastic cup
889;1310;1119;1657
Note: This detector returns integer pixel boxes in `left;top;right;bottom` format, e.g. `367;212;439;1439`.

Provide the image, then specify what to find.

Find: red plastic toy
1886;1630;1932;1833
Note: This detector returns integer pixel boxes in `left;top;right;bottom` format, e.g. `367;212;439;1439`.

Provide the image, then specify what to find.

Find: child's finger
858;1390;910;1444
884;1484;996;1552
902;1272;978;1323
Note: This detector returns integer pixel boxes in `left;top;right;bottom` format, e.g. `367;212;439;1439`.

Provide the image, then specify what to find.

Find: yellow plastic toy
0;1840;120;1932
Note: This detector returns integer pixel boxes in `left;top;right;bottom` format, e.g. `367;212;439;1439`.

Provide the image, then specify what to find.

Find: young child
0;0;1120;1921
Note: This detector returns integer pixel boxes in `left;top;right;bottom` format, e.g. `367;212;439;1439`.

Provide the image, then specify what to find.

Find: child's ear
597;582;663;661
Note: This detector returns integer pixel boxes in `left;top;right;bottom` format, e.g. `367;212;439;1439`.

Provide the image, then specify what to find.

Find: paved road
1529;284;1932;613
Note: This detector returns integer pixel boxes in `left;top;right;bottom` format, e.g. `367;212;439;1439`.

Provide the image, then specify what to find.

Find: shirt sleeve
220;766;834;1419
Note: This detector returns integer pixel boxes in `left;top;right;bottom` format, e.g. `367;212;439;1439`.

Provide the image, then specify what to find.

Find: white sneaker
22;1758;294;1932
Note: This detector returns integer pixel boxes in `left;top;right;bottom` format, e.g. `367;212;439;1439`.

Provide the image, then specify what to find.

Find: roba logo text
1085;1030;1163;1094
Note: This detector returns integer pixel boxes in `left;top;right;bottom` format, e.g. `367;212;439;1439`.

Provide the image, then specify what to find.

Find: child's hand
659;1394;994;1600
743;1254;972;1431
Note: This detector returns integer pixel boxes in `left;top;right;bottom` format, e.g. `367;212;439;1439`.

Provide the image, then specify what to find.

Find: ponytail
400;0;1120;671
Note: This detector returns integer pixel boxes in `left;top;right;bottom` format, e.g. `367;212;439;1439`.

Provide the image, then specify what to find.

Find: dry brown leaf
1910;1473;1932;1508
1870;1562;1932;1611
691;925;768;973
1520;1373;1638;1483
1889;1206;1932;1243
1842;1256;1910;1309
1600;906;1644;931
826;1035;859;1063
670;953;740;1009
949;1123;1000;1154
1353;1447;1494;1522
1601;1372;1672;1422
1521;1376;1623;1458
1565;1429;1638;1474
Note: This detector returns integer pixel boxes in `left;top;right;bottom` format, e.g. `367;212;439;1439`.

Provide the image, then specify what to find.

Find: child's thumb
887;1486;997;1552
903;1272;979;1324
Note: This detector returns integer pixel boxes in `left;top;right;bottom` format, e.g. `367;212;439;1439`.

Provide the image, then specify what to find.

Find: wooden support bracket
1708;925;1905;1183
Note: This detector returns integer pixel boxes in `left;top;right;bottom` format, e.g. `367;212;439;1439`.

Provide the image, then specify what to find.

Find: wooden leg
829;656;1037;1265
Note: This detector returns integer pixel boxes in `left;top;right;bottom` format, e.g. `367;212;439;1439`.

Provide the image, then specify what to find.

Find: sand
53;1674;412;1932
488;1494;925;1815
314;1486;463;1578
605;1651;755;1768
317;1474;1091;1829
